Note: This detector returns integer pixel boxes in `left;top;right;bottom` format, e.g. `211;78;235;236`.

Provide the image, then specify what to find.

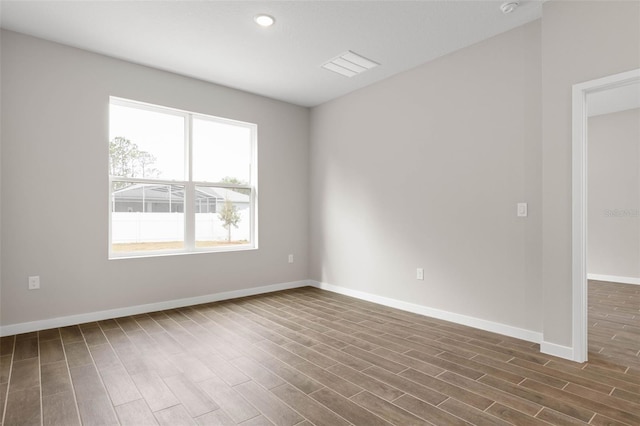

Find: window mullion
184;114;195;250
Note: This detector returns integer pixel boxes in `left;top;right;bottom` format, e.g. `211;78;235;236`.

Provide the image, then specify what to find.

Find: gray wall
0;31;310;326
309;21;542;333
588;108;640;279
541;1;640;346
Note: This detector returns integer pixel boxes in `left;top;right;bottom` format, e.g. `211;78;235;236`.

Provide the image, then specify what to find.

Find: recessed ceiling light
254;14;275;27
500;2;519;14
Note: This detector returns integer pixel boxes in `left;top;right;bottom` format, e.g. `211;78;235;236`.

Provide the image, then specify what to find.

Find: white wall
0;30;309;327
309;21;542;335
541;1;640;347
588;108;640;280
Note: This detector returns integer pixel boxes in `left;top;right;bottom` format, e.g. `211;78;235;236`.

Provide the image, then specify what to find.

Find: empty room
1;0;639;425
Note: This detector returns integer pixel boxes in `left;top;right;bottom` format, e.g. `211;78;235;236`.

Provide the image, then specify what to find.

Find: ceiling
0;0;543;107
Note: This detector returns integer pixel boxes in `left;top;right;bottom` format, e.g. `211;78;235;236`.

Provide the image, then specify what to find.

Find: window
109;97;257;258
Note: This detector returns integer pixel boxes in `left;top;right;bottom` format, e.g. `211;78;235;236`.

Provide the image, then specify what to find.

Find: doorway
572;68;640;363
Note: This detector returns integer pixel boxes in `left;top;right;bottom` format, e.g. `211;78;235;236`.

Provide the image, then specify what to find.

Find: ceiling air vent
321;50;379;78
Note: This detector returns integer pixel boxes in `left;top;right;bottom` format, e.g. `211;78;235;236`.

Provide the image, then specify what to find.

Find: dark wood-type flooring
1;281;639;425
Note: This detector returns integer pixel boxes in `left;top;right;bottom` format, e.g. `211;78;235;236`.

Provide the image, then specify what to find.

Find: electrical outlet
288;254;294;264
416;268;424;280
28;276;40;290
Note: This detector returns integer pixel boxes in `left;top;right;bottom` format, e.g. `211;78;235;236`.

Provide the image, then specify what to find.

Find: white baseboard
588;273;640;286
0;280;310;337
5;278;580;362
540;341;576;361
309;280;543;344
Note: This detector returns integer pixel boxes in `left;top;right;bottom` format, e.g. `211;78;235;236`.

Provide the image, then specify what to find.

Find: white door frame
571;68;640;363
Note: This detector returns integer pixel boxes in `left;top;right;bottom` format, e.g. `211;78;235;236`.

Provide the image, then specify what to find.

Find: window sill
108;245;258;260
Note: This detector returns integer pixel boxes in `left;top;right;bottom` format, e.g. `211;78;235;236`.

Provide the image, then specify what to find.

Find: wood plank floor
0;282;638;425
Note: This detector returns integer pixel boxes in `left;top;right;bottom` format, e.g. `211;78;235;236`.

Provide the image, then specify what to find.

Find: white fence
112;212;250;243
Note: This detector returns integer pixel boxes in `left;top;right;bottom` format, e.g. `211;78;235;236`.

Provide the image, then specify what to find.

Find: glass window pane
192;118;252;184
111;182;185;253
109;103;185;180
195;186;251;247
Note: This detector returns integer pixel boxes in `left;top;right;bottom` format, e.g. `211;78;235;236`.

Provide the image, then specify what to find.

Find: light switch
517;203;528;217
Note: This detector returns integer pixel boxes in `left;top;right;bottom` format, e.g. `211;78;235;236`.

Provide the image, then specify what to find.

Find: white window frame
108;97;258;259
